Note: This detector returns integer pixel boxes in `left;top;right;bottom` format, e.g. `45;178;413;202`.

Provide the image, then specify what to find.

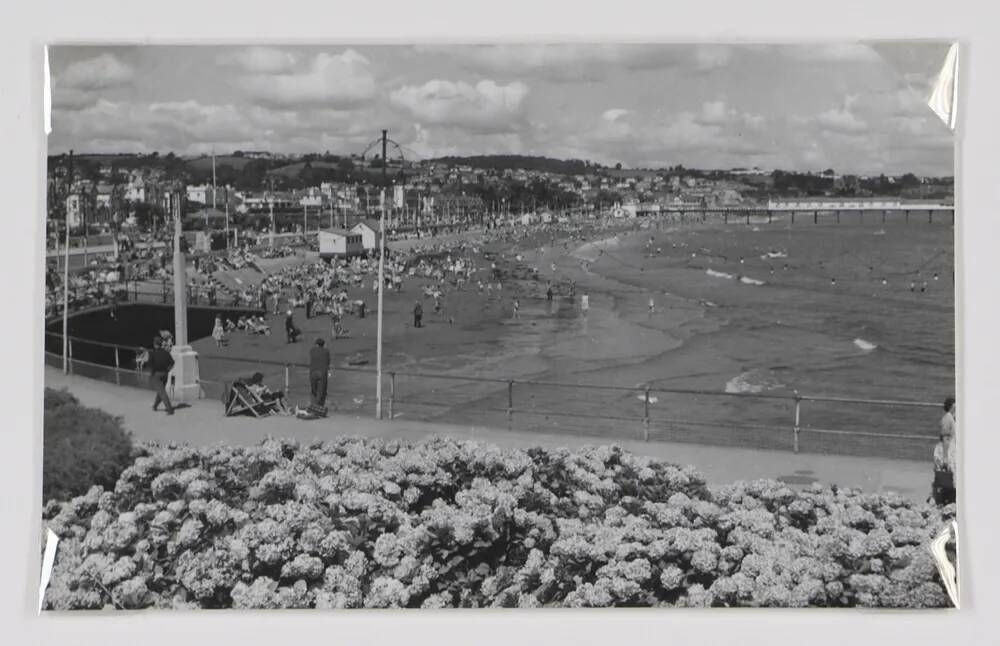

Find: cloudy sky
48;43;955;175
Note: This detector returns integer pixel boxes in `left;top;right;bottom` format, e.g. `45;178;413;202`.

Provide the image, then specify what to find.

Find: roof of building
350;219;380;232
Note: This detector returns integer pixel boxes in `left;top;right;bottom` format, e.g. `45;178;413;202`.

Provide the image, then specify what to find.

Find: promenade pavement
44;366;934;502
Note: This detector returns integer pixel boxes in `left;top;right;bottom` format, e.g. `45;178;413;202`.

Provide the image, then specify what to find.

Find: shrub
41;436;954;610
43;388;134;502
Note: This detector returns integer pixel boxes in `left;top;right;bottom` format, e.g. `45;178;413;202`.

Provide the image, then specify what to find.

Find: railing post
284;364;290;395
507;380;514;427
389;372;396;419
643;387;651;441
114;346;121;385
793;391;802;454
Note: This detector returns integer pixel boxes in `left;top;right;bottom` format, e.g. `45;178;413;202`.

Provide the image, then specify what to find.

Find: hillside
187;155;258;172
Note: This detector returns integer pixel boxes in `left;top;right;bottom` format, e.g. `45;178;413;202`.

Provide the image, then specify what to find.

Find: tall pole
376;129;387;420
211;149;217;211
61;220;70;373
224;185;230;249
268;177;275;248
172;189;189;346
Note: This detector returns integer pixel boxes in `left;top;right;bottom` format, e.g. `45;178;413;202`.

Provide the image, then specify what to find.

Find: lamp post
61;219;70;373
375;129;388;420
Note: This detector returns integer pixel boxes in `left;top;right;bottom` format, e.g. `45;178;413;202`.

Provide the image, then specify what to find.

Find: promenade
45;366;933;502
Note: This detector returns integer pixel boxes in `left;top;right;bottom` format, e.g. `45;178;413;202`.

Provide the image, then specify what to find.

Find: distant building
65;193;89;229
611;202;638;218
318;228;364;259
125;177;161;205
349;221;378;253
299;193;324;208
186;184;213;205
95;183;116;210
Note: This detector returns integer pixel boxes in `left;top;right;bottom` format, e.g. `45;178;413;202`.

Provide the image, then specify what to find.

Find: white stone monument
167;188;201;402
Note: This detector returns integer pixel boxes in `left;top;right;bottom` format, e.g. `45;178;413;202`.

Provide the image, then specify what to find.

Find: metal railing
43;330;943;460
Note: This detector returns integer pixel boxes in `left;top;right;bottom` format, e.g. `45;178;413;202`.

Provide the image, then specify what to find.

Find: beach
191;216;954;460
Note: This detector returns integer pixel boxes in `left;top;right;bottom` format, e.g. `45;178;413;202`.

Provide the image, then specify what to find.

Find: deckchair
224;381;278;418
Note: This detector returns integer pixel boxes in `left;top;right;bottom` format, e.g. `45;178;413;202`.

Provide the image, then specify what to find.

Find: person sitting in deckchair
245;372;288;410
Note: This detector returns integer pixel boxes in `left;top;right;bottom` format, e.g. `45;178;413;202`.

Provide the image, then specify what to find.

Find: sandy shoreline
188;216;951;460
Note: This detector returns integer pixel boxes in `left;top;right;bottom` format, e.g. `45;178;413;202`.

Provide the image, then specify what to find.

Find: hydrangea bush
41;437;954;610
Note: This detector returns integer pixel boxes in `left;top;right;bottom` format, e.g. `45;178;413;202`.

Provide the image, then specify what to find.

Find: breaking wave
725;369;784;394
854;338;878;352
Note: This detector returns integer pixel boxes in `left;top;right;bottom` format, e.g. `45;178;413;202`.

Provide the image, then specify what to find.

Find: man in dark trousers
148;337;174;415
285;310;301;343
413;301;423;328
309;338;331;409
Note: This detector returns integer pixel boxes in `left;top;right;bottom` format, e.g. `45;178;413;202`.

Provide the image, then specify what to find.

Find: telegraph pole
224;185;230;249
376;129;387;419
212;149;217;211
61;211;70;373
268;176;275;248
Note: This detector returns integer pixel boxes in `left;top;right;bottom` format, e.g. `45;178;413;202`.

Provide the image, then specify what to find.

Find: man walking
309;338;331;409
149;337;174;415
413;301;423;328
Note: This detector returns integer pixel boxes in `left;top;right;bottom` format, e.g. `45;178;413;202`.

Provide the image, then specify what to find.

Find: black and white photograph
40;42;958;610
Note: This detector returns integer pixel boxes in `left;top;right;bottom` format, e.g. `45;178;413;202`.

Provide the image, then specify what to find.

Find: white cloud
239;50;376;108
569;105;772;167
601;108;630;122
813;107;868;133
58;53;133;90
389;79;529;133
441;44;733;81
222;47;296;74
695;100;766;128
51;99;374;155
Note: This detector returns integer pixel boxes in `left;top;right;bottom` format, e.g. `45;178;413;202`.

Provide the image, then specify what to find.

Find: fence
44;331;942;461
